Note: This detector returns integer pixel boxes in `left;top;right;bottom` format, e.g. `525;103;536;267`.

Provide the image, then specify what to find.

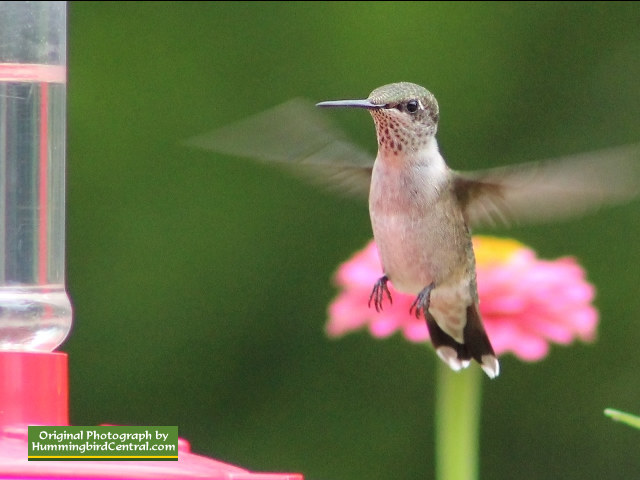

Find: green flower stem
435;362;482;480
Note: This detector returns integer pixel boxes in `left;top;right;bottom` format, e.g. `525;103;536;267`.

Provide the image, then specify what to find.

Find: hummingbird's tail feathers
463;304;500;378
426;306;500;378
425;310;474;373
480;355;500;379
435;346;470;372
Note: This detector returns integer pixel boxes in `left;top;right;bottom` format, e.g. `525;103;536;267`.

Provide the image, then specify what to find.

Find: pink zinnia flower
327;236;598;362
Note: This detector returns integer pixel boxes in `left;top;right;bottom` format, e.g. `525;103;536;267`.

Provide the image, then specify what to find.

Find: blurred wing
454;144;640;228
184;98;373;198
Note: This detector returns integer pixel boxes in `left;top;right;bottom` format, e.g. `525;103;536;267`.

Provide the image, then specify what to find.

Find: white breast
368;138;457;293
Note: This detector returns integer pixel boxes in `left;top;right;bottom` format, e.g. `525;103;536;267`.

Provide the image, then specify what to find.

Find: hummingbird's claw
410;283;435;319
368;275;392;312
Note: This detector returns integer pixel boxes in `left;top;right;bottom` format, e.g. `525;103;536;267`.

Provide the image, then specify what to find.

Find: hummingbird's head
367;82;439;155
317;82;440;156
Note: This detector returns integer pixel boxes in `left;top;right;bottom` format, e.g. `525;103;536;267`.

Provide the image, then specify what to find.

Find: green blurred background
66;2;640;479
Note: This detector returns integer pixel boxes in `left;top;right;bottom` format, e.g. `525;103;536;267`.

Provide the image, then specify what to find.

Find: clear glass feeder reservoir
0;1;71;351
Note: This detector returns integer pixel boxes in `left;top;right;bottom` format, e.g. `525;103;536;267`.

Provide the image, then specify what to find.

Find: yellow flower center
472;235;525;267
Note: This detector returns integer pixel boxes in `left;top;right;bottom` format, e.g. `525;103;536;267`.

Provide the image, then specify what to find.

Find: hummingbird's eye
406;99;420;113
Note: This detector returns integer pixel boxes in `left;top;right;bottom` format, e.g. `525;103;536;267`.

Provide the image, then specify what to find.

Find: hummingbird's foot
368;275;392;312
410;282;435;319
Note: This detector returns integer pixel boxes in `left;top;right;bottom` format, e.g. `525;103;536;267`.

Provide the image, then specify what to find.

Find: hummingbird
186;82;639;378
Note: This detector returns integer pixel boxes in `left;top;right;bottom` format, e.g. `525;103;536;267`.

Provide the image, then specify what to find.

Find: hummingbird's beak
316;99;384;110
